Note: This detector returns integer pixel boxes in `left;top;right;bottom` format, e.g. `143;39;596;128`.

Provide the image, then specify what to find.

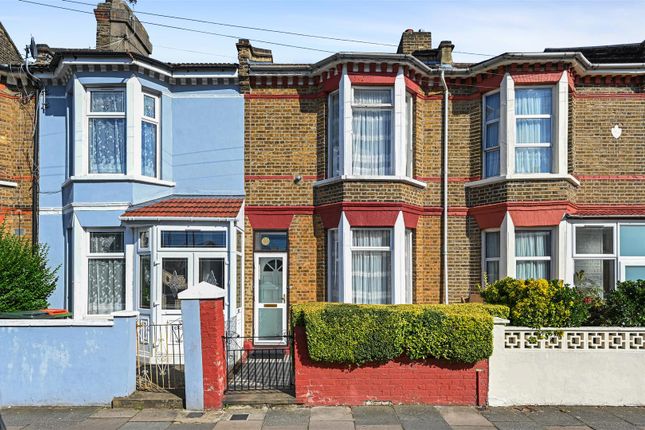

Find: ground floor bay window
327;213;413;304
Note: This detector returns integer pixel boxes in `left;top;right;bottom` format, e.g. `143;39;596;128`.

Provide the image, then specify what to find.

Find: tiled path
1;405;645;429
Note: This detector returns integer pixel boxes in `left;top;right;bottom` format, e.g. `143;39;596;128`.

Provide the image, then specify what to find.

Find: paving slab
130;409;180;422
451;427;497;430
5;427;25;430
522;407;584;426
355;425;403;430
352;406;400;426
567;406;629;424
604;408;645;426
309;420;355;430
0;407;79;426
262;407;310;427
435;406;494;427
576;422;639;430
119;422;172;430
543;426;592;430
65;417;131;430
493;421;543;430
213;421;262;430
310;406;353;421
168;424;217;430
90;408;141;419
393;405;451;430
222;408;267;422
481;407;534;422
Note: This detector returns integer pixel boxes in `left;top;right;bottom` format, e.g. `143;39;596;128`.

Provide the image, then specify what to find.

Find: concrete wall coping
179;281;226;300
493;317;510;325
0;318;114;327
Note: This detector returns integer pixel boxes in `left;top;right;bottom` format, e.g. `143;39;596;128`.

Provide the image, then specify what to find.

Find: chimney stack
438;40;455;65
397;29;432;55
236;39;273;92
94;0;152;56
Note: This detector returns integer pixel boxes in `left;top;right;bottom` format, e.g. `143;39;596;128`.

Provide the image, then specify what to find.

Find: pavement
1;405;645;430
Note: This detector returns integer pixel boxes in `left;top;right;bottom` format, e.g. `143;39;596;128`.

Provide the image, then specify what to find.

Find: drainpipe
439;69;449;304
23;58;42;247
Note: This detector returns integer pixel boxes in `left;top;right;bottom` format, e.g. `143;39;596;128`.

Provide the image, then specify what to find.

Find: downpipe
440;69;449;304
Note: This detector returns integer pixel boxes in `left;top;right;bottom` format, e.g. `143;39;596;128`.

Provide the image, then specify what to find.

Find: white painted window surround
73;76;165;182
328;211;411;304
472;71;570;187
325;65;415;182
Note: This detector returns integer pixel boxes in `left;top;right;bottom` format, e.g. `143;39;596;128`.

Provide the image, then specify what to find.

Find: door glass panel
140;255;151;308
625;266;645;281
199;258;224;288
258;257;283;303
162;258;188;310
258;308;283;338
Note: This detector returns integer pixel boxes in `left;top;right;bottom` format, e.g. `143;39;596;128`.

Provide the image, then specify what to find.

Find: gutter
119;216;238;222
439;69;449;304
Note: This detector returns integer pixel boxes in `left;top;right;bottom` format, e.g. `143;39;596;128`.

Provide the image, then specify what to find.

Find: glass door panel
198;257;225;288
254;254;287;344
161;257;189;310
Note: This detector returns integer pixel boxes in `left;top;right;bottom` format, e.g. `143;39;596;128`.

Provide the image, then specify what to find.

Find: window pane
516;231;551;257
486;261;500;283
141;121;157;177
161;231;188;247
485;93;500;121
254;231;288;252
199;258;224;288
515;147;551;173
90;91;125;113
620;225;645;256
139;255;151;308
485;122;499;148
90;232;124;253
143;95;156;118
353;229;391;247
574;259;615;298
352;109;392;175
485;150;500;177
88;258;125;314
515;88;552;115
405;229;413;304
405;94;414;177
352;250;391;304
162;258;188;310
625;266;645;281
329;92;340;177
193;231;226;248
139;230;149;249
576;226;613;255
89;118;126;173
328;229;339;302
517;118;551;144
485;231;500;258
517;260;550;280
354;88;392;104
258;308;283;338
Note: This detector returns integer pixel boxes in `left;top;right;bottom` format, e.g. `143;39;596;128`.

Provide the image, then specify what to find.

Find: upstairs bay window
515;88;552;174
483;93;500;178
88;90;126;174
141;94;160;178
351;89;393;176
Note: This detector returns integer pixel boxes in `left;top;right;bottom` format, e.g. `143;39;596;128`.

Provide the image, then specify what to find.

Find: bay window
88;89;126;174
351;89;393;175
515;88;552;173
351;229;392;304
141;94;160;178
483;231;501;283
515;230;551;280
328;92;340;177
87;231;125;314
483;92;500;178
327;229;340;302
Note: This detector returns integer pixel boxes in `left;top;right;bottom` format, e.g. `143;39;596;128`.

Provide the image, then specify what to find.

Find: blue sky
3;0;644;65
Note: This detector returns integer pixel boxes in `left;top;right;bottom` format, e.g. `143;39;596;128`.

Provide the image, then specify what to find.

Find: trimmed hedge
291;303;507;365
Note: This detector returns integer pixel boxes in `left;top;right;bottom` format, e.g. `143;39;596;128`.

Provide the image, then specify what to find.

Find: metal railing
223;335;294;392
136;319;185;392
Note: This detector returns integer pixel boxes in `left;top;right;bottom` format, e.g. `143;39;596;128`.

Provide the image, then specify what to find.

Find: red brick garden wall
293;326;488;406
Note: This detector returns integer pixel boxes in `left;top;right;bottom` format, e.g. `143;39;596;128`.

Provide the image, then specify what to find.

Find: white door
254;253;287;345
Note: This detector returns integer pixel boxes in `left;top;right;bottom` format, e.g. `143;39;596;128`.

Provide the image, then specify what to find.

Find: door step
224;391;297;406
113;390;184;409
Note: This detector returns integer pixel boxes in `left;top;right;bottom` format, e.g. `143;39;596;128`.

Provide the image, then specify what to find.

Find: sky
2;0;644;65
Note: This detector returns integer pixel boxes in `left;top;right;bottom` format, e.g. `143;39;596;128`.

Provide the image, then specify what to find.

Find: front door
254;253;287;345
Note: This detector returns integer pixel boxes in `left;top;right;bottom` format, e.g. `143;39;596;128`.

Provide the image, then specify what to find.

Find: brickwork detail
199;299;226;409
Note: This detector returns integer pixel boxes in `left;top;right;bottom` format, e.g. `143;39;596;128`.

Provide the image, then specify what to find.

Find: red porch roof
122;197;243;219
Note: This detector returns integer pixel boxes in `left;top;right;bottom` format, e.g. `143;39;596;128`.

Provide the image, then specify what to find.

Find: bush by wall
603;280;645;327
479;278;590;328
0;227;58;312
291;303;507;365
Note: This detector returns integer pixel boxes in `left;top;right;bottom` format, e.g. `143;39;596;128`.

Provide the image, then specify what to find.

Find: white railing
503;326;645;351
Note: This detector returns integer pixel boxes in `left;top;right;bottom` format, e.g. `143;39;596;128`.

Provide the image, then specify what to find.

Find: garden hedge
291;303;508;365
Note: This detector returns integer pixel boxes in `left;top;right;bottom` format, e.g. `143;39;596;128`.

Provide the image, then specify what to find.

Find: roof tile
122;197;243;219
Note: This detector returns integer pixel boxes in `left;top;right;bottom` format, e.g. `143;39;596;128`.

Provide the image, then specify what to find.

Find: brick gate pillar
179;282;227;410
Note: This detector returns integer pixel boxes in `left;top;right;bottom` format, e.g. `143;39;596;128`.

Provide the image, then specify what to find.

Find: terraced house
241;30;644;338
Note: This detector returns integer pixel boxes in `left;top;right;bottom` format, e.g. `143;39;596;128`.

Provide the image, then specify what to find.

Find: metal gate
224;335;294;392
136;320;185;392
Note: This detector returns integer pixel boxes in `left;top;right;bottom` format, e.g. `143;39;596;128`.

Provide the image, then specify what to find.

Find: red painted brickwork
199;299;226;409
293;327;488;406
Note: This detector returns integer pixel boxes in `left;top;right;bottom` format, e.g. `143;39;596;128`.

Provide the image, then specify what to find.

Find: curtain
329;92;340;177
515;88;552;174
328;229;340;302
485;149;500;177
89;118;125;174
486;261;500;283
144;95;155;118
141;121;157;177
88;258;125;314
516;231;551;280
517;261;549;280
352;230;391;304
352;89;392;175
91;91;124;112
90;232;123;253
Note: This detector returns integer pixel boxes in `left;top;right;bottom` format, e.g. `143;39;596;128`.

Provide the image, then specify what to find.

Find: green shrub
603;280;645;327
291;303;506;365
0;228;58;312
480;277;590;328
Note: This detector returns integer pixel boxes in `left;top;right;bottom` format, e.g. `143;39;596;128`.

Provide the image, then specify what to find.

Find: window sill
314;175;427;189
465;174;580;188
64;175;176;187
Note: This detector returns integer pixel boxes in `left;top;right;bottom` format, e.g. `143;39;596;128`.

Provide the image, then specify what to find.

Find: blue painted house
34;2;245;335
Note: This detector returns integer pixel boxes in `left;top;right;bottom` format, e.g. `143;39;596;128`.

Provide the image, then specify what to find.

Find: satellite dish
30;36;38;59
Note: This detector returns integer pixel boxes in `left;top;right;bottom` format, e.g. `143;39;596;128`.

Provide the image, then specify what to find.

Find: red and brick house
239;30;644;339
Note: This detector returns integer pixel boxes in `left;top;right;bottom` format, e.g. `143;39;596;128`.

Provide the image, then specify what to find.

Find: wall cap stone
179;282;226;300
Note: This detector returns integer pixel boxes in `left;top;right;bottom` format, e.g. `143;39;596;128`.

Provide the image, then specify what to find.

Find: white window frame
86;229;126;316
514;86;554;174
86;88;127;175
572;224;616;259
514;228;554;279
141;92;161;179
327;91;340;178
327;228;339;302
157;225;228;252
482;229;501;284
405;228;413;303
350;227;394;304
405;93;414;178
482;90;501;178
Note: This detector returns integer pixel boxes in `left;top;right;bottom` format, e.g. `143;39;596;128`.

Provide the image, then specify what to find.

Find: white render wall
489;319;645;406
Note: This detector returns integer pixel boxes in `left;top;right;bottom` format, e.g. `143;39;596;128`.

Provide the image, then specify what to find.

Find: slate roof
545;41;645;64
122;196;243;219
0;22;22;65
